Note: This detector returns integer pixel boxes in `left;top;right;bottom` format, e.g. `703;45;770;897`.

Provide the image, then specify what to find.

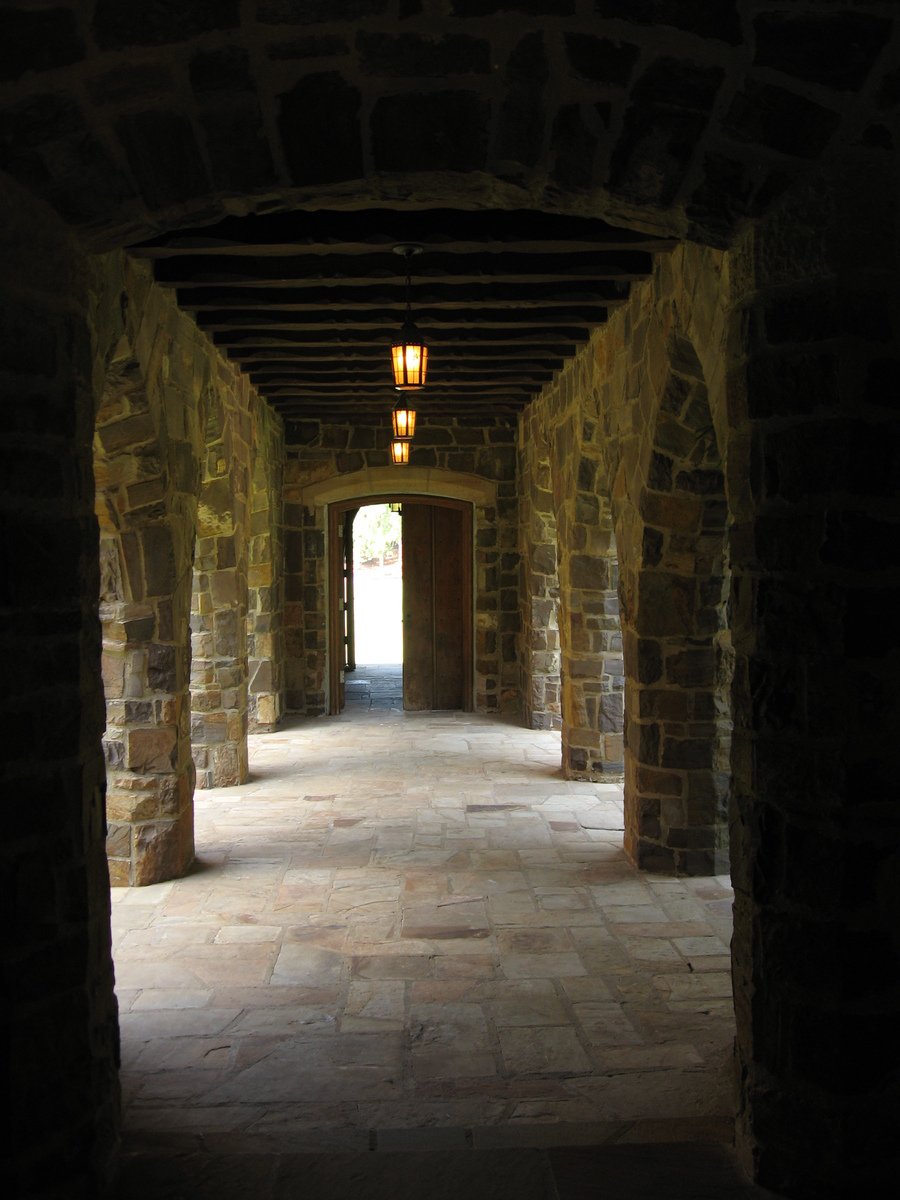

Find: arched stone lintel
301;466;496;510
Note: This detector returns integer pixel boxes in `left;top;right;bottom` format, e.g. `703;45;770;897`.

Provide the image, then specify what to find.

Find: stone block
214;606;240;655
752;11;890;92
358;32;491;76
636;767;683;797
142;524;177;597
638;688;690;721
96;411;156;455
600;691;624;732
641;490;703;533
211;571;240;609
662;738;714;769
630;637;660;685
279;72;363;186
665;648;716;688
115;108;211;210
570;554;609;591
132;817;193;886
101;650;125;698
107;859;131;888
254;695;277;727
564;32;638;86
723;79;841;158
372;91;489;173
126;727;177;772
147;643;176;692
105;823;131;859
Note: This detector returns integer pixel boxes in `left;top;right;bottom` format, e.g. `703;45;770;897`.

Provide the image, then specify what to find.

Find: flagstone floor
111;696;737;1160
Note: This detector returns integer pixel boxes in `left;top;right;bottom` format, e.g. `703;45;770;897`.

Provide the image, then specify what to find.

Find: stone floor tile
345;978;405;1022
674;935;730;956
572;1002;644;1047
113;707;738;1158
271;944;344;987
498;1027;593;1074
212;924;282;944
353;954;433;980
488;990;569;1028
501;952;588;979
497;928;572;954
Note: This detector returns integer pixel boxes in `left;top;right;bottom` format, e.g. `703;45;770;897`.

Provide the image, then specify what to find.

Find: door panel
402;503;470;711
401;504;435;711
432;506;465;709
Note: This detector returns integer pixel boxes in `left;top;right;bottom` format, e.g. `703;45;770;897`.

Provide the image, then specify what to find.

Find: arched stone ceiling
1;2;896;425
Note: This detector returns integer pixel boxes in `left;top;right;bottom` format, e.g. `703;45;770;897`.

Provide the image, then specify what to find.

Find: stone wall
520;239;734;875
1;174;120;1197
283;415;518;715
248;405;285;731
516;408;561;731
728;161;900;1197
91;254;283;877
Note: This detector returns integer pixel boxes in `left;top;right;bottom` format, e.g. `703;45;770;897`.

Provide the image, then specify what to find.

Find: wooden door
402;502;472;711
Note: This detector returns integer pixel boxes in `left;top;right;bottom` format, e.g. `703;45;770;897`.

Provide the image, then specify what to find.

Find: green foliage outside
353;504;400;566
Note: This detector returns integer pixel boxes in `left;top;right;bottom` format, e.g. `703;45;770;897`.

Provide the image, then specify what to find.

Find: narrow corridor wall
91;255;284;878
520;239;735;875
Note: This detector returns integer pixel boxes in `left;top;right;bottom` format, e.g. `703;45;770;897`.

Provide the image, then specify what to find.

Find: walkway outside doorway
112;707;735;1165
344;663;403;711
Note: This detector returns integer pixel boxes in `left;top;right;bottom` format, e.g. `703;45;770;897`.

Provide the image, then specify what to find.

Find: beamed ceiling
132;208;677;424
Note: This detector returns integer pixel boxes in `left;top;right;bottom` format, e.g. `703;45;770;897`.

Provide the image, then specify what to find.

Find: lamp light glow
390;439;411;465
391;404;417;439
390;244;428;390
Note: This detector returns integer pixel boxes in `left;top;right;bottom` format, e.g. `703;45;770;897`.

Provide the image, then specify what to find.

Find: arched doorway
327;494;474;714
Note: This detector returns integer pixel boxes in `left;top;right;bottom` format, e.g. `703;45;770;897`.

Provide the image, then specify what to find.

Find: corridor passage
111;709;735;1158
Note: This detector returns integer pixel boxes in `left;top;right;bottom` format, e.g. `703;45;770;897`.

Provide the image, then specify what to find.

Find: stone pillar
1;175;119;1195
620;340;731;875
730;161;900;1196
248;406;285;731
190;376;251;788
518;407;561;729
552;411;624;779
93;262;200;887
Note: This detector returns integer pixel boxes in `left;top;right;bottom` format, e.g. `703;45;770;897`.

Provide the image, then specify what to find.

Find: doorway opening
328;495;474;715
344;503;404;712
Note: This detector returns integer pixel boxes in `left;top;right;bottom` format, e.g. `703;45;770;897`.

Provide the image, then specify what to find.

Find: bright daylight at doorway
343;504;404;713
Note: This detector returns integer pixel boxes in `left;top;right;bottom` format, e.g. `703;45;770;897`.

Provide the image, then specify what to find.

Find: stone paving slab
112;708;737;1150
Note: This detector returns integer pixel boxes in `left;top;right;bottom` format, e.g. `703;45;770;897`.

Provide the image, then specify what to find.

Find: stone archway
304;467;495;716
620;335;732;875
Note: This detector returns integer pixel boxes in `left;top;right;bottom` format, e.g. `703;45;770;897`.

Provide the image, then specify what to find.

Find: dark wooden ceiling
132;209;677;423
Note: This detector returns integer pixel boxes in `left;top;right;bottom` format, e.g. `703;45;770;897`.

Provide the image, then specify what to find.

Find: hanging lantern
390;244;428;391
390;439;411;465
391;403;416;440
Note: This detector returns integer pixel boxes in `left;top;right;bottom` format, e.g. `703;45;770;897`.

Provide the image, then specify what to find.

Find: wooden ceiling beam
155;250;654;286
196;308;606;330
213;328;588;348
177;281;629;310
130;208;678;257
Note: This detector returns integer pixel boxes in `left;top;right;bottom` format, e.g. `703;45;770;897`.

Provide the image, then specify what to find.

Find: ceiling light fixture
391;403;416;440
390;439;411;466
390;243;428;391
